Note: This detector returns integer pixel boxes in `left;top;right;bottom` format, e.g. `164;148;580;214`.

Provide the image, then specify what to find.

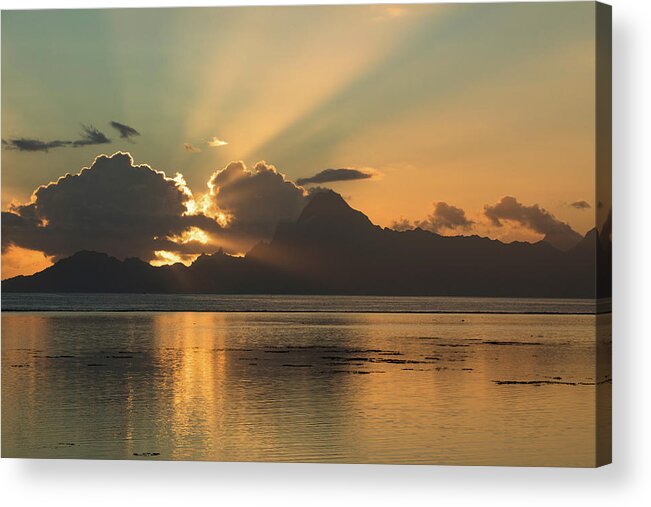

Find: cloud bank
2;124;112;152
2;138;72;153
484;196;582;250
205;160;308;248
2;152;220;262
392;201;473;234
2;155;317;266
296;168;375;186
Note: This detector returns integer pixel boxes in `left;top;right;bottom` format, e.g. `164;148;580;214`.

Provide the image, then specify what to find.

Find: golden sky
1;3;601;278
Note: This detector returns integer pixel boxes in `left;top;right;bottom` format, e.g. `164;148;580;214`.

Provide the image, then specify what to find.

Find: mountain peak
297;190;373;230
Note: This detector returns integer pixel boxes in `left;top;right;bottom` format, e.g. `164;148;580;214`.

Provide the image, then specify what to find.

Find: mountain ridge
2;191;604;298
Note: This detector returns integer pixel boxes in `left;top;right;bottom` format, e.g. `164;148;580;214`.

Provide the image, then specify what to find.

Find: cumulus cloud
206;136;228;148
1;152;221;262
570;200;591;209
484;196;582;250
205;160;308;249
184;143;201;153
3;124;111;152
296;168;375;186
110;121;140;141
391;202;474;234
420;202;474;233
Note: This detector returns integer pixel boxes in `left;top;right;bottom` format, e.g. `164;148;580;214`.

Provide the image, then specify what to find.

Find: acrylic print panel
1;2;611;467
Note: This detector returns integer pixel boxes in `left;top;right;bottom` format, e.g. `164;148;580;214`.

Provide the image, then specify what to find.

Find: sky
1;3;602;278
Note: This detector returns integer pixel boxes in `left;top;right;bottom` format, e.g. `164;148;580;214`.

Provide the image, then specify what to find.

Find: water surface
2;307;610;466
1;293;605;314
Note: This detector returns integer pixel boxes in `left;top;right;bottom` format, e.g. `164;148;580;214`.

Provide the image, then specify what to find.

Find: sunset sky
1;3;602;278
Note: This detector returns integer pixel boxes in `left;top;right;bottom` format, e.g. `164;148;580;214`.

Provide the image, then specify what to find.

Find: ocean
1;294;611;465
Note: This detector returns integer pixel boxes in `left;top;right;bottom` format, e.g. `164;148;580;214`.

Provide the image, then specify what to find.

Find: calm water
1;293;605;314
1;296;611;466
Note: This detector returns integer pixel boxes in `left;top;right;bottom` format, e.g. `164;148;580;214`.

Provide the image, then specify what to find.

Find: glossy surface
2;309;609;465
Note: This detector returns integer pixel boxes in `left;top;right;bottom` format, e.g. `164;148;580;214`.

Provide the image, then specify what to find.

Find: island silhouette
2;190;611;298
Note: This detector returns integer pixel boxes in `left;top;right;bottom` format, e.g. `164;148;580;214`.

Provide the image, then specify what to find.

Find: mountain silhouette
2;190;606;298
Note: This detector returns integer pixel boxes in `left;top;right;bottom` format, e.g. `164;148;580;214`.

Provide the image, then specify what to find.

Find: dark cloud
2;138;72;152
110;121;140;141
2;152;221;262
71;125;111;147
207;161;308;249
570;200;591;209
391;202;473;234
390;217;413;232
484;196;582;250
420;202;474;233
296;168;374;186
2;124;111;152
184;142;201;153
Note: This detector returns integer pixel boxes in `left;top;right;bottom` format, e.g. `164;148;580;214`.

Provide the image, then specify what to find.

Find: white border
1;0;650;505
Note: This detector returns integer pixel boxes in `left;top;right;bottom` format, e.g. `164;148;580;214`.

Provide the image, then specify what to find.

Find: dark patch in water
493;378;611;386
321;355;435;365
133;452;160;457
482;341;543;346
282;364;313;368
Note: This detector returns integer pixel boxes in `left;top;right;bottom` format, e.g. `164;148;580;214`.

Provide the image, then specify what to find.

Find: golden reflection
1;314;50;449
151;313;226;459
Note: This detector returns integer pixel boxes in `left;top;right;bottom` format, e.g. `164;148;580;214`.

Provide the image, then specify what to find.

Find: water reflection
2;312;606;465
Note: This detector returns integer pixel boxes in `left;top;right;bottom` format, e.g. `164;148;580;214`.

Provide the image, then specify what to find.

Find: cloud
391;202;474;234
70;125;111;147
420;202;474;233
390;217;413;232
2;152;221;262
2;138;72;152
205;160;307;249
2;124;111;152
206;137;228;148
570;200;591;209
184;143;201;153
484;196;582;250
110;121;140;141
296;168;375;186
